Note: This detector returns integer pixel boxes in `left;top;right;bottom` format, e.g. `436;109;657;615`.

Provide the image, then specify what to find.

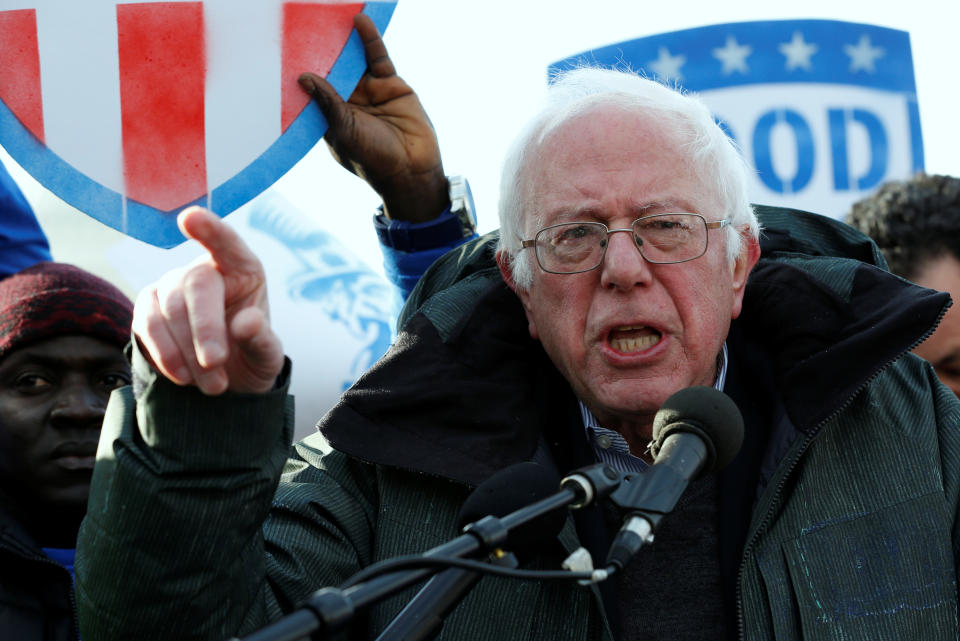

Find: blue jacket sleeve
376;208;479;300
0;159;50;278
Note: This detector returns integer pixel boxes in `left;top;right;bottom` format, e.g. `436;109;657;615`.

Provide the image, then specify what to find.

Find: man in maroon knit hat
0;262;132;641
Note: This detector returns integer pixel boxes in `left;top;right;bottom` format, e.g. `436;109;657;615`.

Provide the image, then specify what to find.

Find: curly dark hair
846;173;960;280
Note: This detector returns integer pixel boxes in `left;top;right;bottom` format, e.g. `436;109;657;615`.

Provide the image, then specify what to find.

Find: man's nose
600;228;653;290
50;380;106;429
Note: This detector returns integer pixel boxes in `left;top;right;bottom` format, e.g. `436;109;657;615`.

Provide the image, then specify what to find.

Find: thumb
299;72;344;123
228;306;286;392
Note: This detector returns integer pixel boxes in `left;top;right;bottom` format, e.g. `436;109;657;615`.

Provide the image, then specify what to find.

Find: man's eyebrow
634;200;703;214
547;201;675;219
536;199;702;230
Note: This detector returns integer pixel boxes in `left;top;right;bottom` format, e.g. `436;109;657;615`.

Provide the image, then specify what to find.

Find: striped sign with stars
551;20;922;220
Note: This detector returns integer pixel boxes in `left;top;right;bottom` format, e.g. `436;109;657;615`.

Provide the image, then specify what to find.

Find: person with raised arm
77;15;960;641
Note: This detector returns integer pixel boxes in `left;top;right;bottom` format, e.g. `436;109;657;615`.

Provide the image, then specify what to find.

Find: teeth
610;333;659;353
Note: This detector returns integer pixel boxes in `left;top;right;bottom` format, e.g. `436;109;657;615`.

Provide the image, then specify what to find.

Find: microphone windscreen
457;461;565;551
651;386;744;474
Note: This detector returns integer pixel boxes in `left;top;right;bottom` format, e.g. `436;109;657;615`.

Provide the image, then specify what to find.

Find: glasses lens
633;214;707;264
537;223;606;273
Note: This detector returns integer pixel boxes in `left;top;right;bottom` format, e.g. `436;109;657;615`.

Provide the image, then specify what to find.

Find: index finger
177;207;262;277
353;13;395;78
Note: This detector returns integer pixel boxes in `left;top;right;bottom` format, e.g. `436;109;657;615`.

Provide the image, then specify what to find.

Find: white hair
496;67;759;290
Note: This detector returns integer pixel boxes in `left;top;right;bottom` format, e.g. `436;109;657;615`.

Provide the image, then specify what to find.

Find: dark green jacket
77;207;960;640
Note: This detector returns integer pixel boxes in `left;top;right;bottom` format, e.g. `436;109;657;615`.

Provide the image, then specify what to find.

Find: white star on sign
779;31;818;71
845;34;885;73
712;35;752;75
648;46;686;82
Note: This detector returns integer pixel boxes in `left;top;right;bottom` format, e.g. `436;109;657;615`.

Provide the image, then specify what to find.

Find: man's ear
730;232;761;320
496;250;540;340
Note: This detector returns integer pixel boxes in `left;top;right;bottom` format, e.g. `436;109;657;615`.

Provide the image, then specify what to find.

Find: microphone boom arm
235;463;622;641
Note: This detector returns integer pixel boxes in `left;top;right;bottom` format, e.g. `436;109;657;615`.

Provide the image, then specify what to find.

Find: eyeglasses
520;213;730;275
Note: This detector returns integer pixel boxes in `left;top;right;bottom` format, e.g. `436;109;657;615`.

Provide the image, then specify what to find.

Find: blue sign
551;20;923;219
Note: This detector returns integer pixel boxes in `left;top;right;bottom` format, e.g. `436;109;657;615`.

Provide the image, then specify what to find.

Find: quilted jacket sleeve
75;348;378;641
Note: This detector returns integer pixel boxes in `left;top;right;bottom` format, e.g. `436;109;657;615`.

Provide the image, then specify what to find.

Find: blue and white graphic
551;20;923;219
106;189;401;439
248;195;399;395
244;192;402;438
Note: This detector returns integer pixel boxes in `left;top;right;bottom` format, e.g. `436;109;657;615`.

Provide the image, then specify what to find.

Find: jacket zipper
734;297;951;641
0;537;80;641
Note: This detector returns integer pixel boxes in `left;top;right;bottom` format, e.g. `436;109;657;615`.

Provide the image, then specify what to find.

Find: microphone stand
233;463;621;641
373;550;519;641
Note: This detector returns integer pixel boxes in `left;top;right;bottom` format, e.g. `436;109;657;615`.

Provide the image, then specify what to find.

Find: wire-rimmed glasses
519;213;730;275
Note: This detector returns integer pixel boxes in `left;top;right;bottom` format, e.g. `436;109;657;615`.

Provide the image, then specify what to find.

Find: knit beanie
0;262;133;362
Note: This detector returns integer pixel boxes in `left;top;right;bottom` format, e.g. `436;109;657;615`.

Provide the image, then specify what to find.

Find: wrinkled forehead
519;104;720;230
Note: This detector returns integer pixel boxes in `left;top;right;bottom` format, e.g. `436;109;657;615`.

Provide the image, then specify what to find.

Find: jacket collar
0;497;46;559
320;280;553;487
741;206;949;432
320;207;949;485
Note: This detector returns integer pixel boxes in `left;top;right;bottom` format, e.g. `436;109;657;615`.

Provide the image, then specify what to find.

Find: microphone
605;386;744;570
375;462;564;641
458;462;567;552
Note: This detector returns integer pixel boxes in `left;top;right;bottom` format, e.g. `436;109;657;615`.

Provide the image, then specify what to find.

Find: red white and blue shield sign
0;0;396;247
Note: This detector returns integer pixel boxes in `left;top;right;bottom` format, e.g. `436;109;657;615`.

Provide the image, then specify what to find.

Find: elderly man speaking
77;16;960;641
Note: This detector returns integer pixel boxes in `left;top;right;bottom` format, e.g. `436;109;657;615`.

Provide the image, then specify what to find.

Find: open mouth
608;326;661;354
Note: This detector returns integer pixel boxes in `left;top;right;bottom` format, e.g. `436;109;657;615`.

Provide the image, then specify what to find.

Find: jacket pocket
778;493;958;640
